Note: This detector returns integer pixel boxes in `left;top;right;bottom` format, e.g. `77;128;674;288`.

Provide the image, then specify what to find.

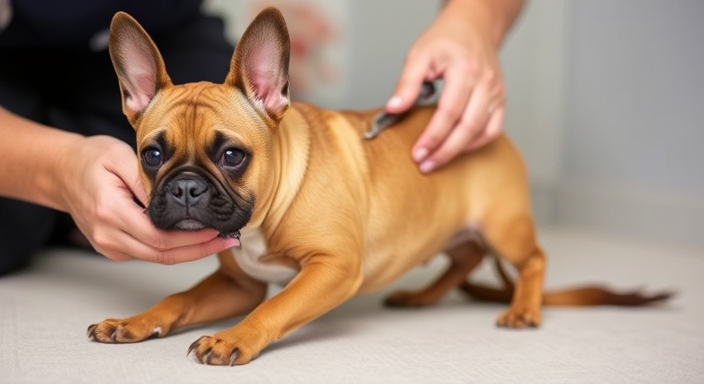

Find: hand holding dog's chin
58;136;238;264
387;1;509;173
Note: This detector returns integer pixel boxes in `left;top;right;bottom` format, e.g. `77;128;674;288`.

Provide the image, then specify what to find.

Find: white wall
500;0;569;220
503;0;704;248
557;0;704;248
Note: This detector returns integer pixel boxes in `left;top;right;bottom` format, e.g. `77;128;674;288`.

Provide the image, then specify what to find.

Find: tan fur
88;8;670;366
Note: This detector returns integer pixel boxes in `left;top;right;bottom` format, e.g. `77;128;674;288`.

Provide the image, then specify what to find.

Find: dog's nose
169;178;208;206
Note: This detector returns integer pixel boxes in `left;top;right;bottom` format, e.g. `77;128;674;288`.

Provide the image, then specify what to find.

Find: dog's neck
245;104;311;233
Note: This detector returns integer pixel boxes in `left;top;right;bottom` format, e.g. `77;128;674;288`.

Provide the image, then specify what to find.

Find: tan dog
88;8;670;366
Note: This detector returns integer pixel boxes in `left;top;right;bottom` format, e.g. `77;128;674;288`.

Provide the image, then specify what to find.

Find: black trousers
0;13;235;276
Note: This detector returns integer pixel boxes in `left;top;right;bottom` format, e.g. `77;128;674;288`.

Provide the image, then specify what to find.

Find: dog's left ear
226;7;291;125
108;11;173;126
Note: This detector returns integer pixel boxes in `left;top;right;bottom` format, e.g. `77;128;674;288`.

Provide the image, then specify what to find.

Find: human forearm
0;105;84;211
441;0;525;47
0;105;239;264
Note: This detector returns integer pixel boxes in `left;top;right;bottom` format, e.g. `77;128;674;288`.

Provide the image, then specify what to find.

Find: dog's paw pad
188;336;241;366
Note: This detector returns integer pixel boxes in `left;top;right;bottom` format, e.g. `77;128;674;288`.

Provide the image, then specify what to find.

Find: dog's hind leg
482;213;546;328
384;240;485;307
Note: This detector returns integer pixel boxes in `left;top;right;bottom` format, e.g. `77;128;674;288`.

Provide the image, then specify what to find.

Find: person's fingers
61;136;237;265
133;224;223;252
413;66;474;165
112;197;223;251
386;50;431;114
84;188;219;258
419;81;500;172
175;236;240;263
103;156;224;251
102;250;133;262
97;226;239;264
438;79;493;154
418;108;478;173
91;196;238;263
465;107;504;152
129;177;148;208
103;142;149;207
122;166;148;208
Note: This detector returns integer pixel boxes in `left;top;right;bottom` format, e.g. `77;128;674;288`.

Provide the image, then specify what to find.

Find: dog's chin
173;219;206;231
170;219;242;241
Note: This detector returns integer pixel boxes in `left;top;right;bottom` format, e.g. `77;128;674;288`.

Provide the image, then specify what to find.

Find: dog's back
287;103;532;293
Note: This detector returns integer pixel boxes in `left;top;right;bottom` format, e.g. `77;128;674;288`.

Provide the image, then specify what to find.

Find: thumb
111;144;148;207
129;175;149;208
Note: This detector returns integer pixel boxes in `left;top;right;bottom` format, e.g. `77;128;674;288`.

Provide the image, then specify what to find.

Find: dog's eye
221;148;246;167
142;147;163;167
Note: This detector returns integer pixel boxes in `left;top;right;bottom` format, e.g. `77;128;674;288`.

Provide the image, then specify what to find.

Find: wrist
441;0;523;47
41;132;87;212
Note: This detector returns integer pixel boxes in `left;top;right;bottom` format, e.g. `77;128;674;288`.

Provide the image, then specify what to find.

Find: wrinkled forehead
136;83;265;146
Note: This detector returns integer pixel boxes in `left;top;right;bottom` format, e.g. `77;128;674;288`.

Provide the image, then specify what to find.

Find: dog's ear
108;11;172;126
225;7;290;125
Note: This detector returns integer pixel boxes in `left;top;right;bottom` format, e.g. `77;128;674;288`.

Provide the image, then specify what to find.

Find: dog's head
108;8;291;237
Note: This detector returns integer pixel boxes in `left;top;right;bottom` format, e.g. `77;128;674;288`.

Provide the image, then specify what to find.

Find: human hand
387;4;507;173
58;135;239;264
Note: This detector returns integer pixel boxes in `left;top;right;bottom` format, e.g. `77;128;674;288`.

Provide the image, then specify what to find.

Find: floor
1;226;702;383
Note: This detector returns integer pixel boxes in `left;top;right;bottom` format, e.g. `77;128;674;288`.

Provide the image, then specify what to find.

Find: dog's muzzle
146;169;253;239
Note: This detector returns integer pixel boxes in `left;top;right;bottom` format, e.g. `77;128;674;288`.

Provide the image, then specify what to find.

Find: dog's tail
459;257;674;306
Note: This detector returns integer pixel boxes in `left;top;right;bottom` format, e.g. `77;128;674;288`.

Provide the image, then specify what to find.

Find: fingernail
419;160;435;173
413;147;428;162
386;96;402;109
224;238;240;248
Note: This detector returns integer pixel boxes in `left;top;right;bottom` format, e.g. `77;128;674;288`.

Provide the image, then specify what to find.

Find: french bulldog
88;8;670;365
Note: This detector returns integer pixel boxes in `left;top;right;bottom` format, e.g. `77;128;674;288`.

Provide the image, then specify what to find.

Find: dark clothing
0;1;235;275
0;0;204;47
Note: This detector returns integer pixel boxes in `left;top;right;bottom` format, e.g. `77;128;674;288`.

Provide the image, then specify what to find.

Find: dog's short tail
459;257;674;306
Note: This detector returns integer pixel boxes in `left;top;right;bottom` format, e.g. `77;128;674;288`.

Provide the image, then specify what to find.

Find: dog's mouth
173;219;206;231
218;230;241;241
172;219;241;242
147;166;252;246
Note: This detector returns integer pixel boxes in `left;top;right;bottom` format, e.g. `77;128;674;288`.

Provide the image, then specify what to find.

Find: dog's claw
87;318;165;343
497;318;537;329
86;324;98;340
187;337;205;360
86;322;120;343
228;349;240;366
187;335;244;365
496;309;541;329
203;347;215;364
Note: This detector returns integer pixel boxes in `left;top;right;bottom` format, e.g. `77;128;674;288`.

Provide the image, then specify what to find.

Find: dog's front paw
87;318;163;343
187;327;266;366
188;336;242;366
496;307;541;329
383;290;439;308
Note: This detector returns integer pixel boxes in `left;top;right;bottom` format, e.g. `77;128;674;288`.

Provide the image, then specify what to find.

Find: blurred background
204;0;704;250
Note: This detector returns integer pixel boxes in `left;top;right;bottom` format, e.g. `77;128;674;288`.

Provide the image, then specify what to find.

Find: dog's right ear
108;12;172;126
